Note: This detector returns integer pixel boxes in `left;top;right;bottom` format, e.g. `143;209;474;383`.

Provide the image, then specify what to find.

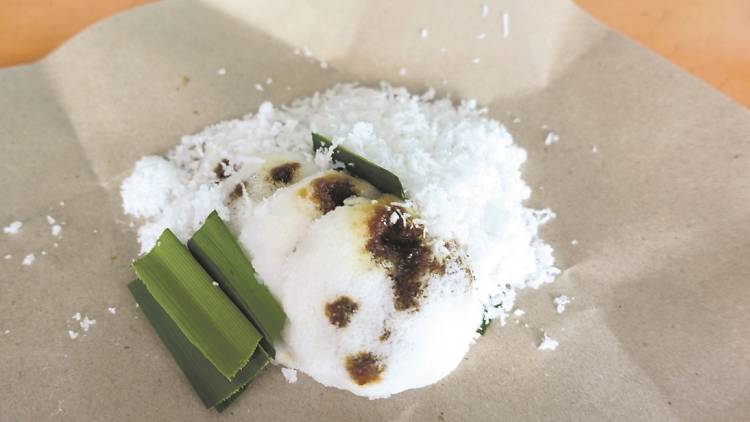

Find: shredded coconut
281;367;298;384
80;316;96;332
3;221;22;234
22;253;35;266
481;4;490;18
544;131;560;146
538;333;558;351
553;295;571;314
502;13;510;38
121;83;557;337
46;215;56;225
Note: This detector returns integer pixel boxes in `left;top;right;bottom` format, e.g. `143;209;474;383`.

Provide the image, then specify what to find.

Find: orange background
0;0;748;107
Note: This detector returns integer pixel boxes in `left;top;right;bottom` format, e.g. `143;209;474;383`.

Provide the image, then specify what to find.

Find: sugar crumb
212;281;219;287
72;312;81;321
502;13;510;38
108;307;117;315
398;67;407;77
59;201;65;206
513;309;525;317
68;330;79;340
46;215;56;225
4;254;11;260
217;67;227;76
3;221;22;234
255;84;264;92
591;146;598;153
52;224;62;237
281;367;298;384
538;333;558;351
419;28;429;38
570;239;578;245
266;77;273;85
22;253;35;266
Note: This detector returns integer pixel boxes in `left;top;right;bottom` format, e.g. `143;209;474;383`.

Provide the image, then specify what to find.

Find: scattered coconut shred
121;83;559;394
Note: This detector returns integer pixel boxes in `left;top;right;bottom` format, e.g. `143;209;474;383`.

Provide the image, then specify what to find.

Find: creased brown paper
1;0;748;420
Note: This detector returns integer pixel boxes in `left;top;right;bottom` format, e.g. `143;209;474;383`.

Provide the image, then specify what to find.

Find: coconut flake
80;316;96;332
281;367;298;384
544;131;560;146
22;253;35;266
3;221;22;234
538;333;558;351
553;295;571;314
502;13;510;38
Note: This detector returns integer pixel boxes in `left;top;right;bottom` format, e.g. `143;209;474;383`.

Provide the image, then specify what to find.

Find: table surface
0;0;748;107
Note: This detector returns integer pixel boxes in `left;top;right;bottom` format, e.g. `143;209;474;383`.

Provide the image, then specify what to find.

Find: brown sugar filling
213;158;231;180
310;174;357;214
345;351;384;385
325;296;359;328
366;204;442;311
268;162;301;186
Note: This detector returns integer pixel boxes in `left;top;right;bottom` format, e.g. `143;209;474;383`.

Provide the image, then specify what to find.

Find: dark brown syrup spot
345;351;384;385
229;182;248;201
311;174;356;214
325;296;359;328
214;159;231;180
379;328;391;342
366;205;442;311
268;162;301;186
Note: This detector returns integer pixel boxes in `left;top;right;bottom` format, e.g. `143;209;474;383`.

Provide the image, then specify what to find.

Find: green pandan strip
188;211;286;356
312;132;406;199
133;229;261;380
128;279;269;410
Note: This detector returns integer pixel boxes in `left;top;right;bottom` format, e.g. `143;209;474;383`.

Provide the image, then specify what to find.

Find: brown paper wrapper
1;1;748;420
